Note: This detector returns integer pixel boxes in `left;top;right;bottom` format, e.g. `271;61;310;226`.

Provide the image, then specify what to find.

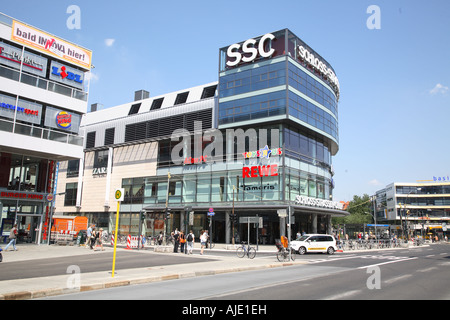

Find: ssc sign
115;188;124;202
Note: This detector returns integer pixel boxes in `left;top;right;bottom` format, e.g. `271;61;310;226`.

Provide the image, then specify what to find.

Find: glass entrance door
16;215;42;244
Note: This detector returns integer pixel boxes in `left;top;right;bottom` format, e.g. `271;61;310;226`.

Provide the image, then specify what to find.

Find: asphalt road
40;244;450;301
0;249;215;281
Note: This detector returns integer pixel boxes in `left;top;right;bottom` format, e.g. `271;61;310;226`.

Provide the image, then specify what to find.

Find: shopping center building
375;180;450;239
54;29;348;244
0;12;92;244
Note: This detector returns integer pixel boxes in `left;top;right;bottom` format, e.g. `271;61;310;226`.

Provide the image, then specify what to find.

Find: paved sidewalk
0;243;302;300
0;241;436;300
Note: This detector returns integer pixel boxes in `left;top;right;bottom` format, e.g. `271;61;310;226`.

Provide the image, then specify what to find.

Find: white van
290;234;337;255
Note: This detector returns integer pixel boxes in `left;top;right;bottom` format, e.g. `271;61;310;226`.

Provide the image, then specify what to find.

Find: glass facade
217;28;338;212
58;28;343;244
0;152;56;244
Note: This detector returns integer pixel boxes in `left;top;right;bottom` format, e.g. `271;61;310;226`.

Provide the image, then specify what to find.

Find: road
39;244;450;300
0;249;215;281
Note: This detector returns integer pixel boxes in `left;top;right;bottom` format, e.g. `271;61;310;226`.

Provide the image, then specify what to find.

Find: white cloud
85;71;99;83
368;179;382;187
429;83;449;95
104;38;115;47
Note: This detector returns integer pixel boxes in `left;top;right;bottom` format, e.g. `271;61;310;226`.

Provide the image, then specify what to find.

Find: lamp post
405;187;421;241
164;172;171;245
232;185;236;245
47;192;66;245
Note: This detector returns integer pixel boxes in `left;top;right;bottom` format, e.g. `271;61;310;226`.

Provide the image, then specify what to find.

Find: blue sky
2;0;449;201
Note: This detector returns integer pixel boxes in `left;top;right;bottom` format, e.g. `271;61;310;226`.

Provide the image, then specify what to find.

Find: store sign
44;106;81;134
242;164;279;178
184;155;208;165
240;183;277;191
0;41;47;76
56;111;72;129
49;61;84;90
226;33;275;67
0;102;39;116
1;191;44;200
93;167;107;175
242;145;282;159
433;175;450;182
51;65;83;84
297;45;340;94
11;20;92;69
295;195;348;211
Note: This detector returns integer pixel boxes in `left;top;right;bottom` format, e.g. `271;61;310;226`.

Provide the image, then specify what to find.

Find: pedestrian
173;230;180;253
186;230;195;254
90;227;96;249
94;228;105;251
200;230;208;255
85;224;93;248
179;231;186;253
5;224;18;251
157;231;163;245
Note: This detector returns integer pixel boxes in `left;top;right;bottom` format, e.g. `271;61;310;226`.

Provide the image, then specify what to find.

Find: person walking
5;224;18;251
179;231;186;253
94;228;105;251
200;230;208;255
157;231;163;245
85;224;93;248
89;227;97;250
173;230;180;253
186;230;195;254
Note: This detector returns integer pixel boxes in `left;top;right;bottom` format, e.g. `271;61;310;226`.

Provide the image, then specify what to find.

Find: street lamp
164;172;171;245
405;187;421;241
47;192;66;245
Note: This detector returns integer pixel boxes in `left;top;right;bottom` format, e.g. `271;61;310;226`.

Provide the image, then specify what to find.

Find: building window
67;159;80;178
128;103;141;115
93;150;109;173
104;128;115;146
64;182;78;206
86;131;96;148
174;92;189;105
150;98;164;110
201;85;217;99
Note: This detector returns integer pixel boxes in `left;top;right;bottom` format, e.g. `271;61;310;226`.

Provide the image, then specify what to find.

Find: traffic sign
115;188;124;202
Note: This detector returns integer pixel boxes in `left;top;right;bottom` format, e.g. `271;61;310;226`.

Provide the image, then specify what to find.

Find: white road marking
323;290;362;300
384;274;412;284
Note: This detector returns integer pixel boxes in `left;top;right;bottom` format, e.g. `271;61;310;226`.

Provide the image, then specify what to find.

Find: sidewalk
0;243;302;300
0;241;435;300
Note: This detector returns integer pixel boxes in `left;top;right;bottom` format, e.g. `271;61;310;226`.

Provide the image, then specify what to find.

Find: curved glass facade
218;28;339;209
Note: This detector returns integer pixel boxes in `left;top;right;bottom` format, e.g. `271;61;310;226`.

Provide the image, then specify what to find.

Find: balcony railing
0;64;88;101
0;118;84;146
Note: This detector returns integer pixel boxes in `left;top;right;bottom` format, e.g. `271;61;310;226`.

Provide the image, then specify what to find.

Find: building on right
375;180;450;240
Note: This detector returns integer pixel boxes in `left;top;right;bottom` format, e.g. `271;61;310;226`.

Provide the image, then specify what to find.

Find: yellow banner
11;20;92;70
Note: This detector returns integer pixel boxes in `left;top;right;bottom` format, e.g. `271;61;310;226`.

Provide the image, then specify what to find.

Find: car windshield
296;235;310;241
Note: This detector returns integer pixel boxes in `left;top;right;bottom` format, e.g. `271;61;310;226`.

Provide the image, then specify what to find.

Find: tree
333;194;373;225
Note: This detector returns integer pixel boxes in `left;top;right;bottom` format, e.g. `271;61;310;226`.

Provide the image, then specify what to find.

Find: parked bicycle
236;241;256;259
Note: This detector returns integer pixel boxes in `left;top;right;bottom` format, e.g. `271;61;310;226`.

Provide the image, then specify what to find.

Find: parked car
290;234;337;255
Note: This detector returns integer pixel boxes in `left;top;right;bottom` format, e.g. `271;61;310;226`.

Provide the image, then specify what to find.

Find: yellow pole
111;201;120;277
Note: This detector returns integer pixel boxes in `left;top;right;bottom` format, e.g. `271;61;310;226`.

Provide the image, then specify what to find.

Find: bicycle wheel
248;247;256;259
276;250;285;262
236;247;245;258
290;248;296;261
